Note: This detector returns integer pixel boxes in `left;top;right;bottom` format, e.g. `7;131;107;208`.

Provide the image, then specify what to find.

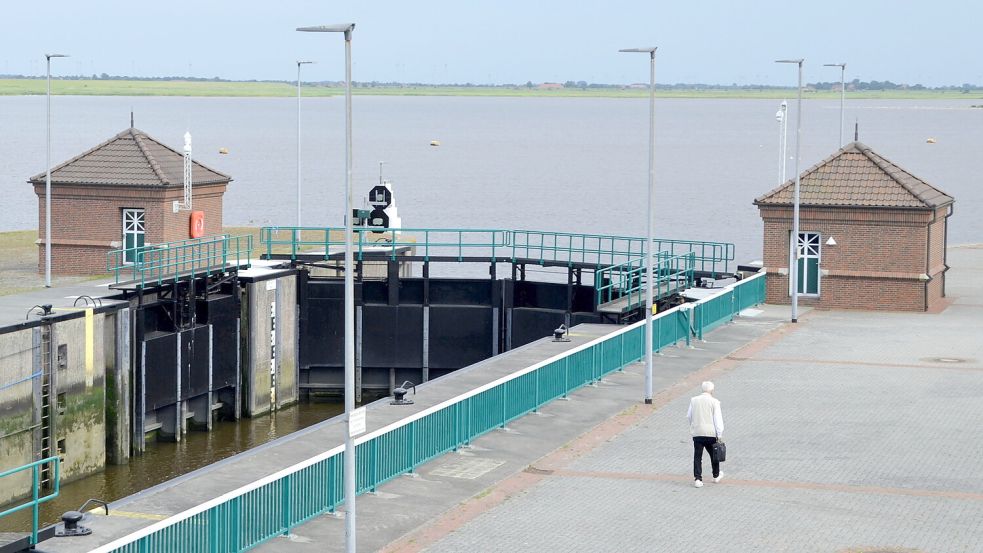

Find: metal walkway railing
595;251;696;311
87;271;765;553
0;456;61;547
106;234;253;287
259;227;734;273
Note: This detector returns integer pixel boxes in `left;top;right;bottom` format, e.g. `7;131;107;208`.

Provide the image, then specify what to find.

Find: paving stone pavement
422;247;983;553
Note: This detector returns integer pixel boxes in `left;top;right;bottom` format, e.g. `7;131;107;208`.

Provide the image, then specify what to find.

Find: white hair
701;381;715;393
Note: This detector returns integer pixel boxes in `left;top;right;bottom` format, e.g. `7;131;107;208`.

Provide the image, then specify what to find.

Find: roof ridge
130;128;170;185
857;146;947;207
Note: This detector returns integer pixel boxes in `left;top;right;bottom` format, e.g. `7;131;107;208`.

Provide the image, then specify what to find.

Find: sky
1;0;980;87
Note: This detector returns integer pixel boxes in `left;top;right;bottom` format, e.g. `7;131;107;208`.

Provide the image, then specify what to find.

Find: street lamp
297;23;356;553
775;58;803;323
296;60;315;226
775;100;788;185
619;47;657;404
823;62;846;147
44;53;68;288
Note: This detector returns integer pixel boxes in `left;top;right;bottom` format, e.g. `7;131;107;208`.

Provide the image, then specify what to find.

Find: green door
795;232;820;295
123;208;145;264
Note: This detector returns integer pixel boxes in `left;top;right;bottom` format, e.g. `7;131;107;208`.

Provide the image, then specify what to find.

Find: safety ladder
39;324;55;490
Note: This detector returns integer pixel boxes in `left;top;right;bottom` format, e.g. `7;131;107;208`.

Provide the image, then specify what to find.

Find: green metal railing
595;251;696;310
0;457;61;546
259;227;733;273
89;271;764;553
107;234;253;287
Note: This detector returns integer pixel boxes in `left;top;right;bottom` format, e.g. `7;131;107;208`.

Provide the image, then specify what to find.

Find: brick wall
34;182;227;276
759;205;939;312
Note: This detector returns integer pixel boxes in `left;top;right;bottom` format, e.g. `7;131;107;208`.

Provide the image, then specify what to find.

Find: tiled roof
28;127;231;187
754;142;953;209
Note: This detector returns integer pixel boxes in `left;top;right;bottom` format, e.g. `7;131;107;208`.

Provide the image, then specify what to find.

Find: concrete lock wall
244;274;298;416
52;313;107;484
0;328;37;504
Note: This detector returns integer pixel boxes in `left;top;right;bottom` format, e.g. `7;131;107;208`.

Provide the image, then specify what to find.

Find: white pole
791;61;803;323
342;28;356;553
45;56;52;287
643;50;655;404
839;64;846;147
781;101;789;183
297;62;302;227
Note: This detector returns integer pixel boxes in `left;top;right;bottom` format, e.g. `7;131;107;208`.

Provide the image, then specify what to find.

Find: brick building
754;142;953;312
30;127;231;275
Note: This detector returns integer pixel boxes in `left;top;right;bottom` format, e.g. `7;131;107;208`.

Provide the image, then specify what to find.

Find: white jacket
687;392;723;438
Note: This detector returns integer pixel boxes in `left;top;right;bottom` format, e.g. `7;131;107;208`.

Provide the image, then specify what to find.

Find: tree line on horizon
0;72;979;91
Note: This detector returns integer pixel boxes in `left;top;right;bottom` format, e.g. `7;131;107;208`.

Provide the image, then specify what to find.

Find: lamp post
823;62;846;147
776;100;788;185
619;47;657;404
297;23;356;553
44;53;68;287
775;59;803;323
296;60;315;226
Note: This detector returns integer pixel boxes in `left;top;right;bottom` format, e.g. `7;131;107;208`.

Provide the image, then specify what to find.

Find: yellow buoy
218;147;229;154
429;140;441;147
925;138;936;144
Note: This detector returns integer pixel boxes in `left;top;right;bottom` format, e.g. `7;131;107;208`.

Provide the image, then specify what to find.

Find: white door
122;208;145;264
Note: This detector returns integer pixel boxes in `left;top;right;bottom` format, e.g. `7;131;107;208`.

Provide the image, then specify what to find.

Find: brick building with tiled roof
29;127;231;275
754;142;953;311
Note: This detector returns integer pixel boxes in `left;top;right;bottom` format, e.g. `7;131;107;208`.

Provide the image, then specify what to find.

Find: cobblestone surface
424;247;983;553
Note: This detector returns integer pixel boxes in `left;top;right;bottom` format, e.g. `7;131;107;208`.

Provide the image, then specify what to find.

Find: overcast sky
2;0;979;86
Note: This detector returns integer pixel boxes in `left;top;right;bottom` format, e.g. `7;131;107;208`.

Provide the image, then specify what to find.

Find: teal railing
107;234;253;287
259;227;733;273
89;271;765;553
594;251;696;310
0;457;61;546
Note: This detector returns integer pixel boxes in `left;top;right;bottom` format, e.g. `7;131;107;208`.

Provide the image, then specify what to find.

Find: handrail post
31;464;39;545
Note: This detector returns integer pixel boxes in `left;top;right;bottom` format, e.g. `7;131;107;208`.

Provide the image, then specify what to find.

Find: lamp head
45;53;69;60
297;23;355;38
297;60;315;66
775;59;804;65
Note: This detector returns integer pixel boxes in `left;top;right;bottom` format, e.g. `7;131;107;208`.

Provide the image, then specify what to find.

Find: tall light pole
44;53;68;287
296;60;315;226
620;46;657;404
776;59;803;323
297;23;355;553
824;62;846;147
776;100;788;185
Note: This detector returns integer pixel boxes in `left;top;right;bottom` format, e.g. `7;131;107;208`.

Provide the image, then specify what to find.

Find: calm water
2;95;981;264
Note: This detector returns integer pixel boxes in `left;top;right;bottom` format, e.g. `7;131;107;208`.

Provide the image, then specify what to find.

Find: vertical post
45;57;52;287
792;61;803;323
297;61;302;227
643;49;656;405
839;65;845;147
342;28;356;553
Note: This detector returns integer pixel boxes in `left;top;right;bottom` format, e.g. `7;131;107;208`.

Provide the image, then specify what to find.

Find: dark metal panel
429;279;493;306
186;326;211;398
143;332;177;410
195;295;237;389
360;305;424;369
428;305;492;369
510;307;566;349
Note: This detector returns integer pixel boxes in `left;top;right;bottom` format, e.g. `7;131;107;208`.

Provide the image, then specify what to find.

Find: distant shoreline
3;79;983;100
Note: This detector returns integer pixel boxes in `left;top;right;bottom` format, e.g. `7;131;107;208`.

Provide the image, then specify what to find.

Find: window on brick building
122;208;146;264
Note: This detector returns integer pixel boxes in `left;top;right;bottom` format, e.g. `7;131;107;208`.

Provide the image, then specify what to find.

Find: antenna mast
174;132;193;212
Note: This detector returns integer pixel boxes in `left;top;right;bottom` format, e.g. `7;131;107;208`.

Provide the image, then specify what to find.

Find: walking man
687;381;724;488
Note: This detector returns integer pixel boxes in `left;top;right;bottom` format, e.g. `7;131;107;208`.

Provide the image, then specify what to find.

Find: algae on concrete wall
0;328;37;505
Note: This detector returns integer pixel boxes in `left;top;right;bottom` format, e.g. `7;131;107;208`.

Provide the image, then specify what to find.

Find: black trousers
693;436;720;481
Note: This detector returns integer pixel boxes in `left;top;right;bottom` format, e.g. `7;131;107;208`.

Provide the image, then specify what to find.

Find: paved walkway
380;246;983;553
